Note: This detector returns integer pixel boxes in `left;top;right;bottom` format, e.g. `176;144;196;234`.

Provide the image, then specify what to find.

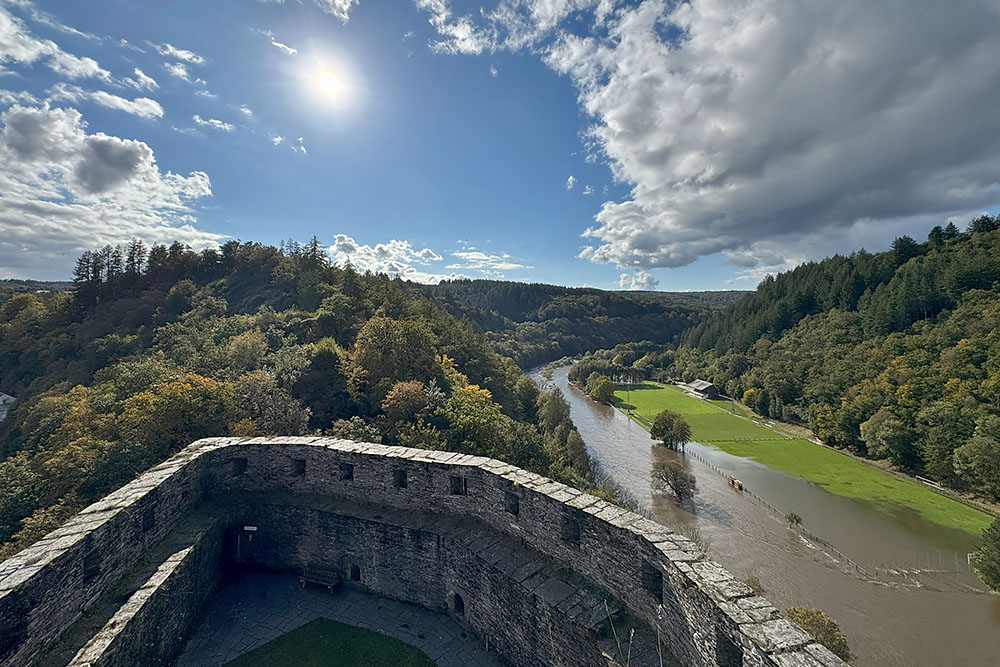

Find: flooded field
537;365;1000;667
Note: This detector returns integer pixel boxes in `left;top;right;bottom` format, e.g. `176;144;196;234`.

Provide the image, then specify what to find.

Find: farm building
683;380;718;400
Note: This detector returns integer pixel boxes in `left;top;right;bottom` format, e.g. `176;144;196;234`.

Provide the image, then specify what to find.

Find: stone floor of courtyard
175;572;506;667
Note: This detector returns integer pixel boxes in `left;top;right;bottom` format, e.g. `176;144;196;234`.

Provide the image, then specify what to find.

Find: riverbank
551;366;999;667
612;382;993;535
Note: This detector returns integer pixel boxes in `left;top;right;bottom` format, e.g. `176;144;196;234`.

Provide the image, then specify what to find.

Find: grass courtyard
613;382;993;535
225;618;437;667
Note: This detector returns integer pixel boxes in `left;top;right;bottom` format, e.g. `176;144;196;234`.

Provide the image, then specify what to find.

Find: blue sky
1;0;999;290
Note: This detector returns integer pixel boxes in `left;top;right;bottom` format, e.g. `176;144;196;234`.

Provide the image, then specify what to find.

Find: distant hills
0;279;73;302
0;274;749;370
420;279;747;367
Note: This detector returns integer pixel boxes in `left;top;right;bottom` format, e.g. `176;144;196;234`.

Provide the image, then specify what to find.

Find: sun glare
311;67;351;107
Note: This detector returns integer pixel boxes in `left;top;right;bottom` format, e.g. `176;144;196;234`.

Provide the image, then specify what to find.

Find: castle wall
67;516;226;667
0;437;848;667
227;498;635;667
0;451;208;667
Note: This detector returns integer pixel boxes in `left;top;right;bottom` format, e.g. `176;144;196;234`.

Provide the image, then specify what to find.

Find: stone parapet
0;437;848;667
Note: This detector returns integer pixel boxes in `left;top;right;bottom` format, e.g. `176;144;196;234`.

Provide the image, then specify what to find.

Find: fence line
683;447;877;578
545;373;973;583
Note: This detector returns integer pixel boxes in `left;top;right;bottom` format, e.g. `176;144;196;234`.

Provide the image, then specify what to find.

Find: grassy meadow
613;382;993;535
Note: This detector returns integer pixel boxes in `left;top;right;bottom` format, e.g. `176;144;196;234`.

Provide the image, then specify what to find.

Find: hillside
420;279;744;368
0;279;72;303
584;216;1000;502
0;239;600;557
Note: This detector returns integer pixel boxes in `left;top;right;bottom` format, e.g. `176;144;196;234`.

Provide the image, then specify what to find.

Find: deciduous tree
653;459;697;501
650;410;691;450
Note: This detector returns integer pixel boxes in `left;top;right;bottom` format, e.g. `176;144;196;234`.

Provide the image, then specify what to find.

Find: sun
311;67;350;106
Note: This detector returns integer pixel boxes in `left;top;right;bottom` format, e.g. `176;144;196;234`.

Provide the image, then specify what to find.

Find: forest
578;216;1000;503
419;279;740;367
0;279;72;303
0;239;599;557
4;219;1000;556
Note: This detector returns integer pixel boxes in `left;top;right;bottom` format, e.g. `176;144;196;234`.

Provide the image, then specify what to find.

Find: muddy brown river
536;366;1000;667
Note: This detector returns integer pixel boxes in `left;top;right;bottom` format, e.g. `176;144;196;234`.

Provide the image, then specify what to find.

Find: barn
685;379;718;400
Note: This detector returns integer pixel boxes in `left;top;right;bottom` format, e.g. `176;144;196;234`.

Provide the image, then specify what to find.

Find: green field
614;383;993;535
225;618;436;667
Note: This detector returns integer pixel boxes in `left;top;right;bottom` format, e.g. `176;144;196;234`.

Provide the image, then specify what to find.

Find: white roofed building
681;380;719;400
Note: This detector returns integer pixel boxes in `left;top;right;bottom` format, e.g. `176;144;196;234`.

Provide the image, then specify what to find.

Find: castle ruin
0;437;848;667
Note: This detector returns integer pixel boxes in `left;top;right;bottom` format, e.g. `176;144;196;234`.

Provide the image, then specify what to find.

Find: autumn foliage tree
785;607;852;662
586;374;615;403
0;239;608;557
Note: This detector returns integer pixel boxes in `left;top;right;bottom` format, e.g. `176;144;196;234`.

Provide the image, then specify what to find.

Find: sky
0;0;999;291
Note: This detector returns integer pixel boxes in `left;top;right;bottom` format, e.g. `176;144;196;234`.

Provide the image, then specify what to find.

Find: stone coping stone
0;436;849;667
68;546;194;666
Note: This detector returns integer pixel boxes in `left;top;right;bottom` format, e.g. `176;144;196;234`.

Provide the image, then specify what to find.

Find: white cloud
328;233;465;284
0;105;218;279
253;28;298;55
619;270;658;291
46;50;109;80
489;64;498;77
418;0;1000;273
415;0;494;55
315;0;360;22
192;114;234;131
0;6;111;80
447;249;531;272
271;39;297;55
271;135;284;146
124;67;158;91
151;42;204;64
565;174;575;190
0;87;37;105
12;1;100;41
47;83;164;119
262;0;359;22
239;104;253;116
581;185;593;195
117;38;144;53
164;62;190;80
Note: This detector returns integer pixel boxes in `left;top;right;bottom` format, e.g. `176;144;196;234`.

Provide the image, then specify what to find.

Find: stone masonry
0;437;849;667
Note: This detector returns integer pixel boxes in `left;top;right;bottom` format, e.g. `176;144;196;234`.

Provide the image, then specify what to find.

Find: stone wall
0;437;849;667
67;514;226;667
0;449;208;667
226;497;635;667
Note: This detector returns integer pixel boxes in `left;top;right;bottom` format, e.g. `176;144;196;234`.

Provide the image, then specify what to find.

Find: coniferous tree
125;239;147;274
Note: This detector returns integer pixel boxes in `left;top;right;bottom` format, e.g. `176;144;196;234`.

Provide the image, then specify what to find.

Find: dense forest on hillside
0;239;598;557
577;216;1000;502
420;280;740;368
0;279;72;302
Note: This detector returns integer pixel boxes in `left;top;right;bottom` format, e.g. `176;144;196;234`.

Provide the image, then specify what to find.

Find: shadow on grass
610;397;637;412
619;383;663;392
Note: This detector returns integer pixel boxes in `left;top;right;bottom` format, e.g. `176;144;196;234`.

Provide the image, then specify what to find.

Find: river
536;365;1000;667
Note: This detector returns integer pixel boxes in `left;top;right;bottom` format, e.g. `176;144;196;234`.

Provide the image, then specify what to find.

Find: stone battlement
0;437;848;667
